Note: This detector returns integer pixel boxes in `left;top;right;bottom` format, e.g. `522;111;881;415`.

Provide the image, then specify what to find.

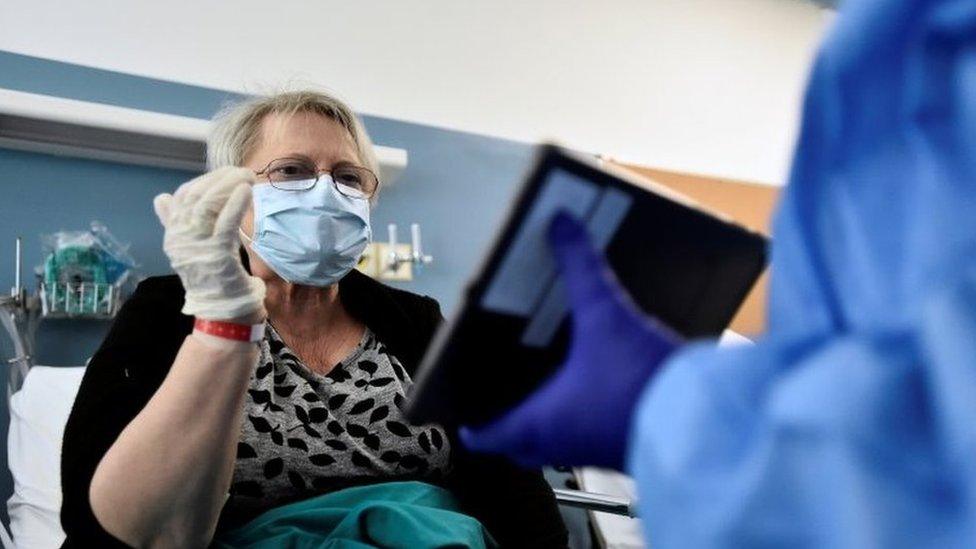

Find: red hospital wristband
193;318;266;342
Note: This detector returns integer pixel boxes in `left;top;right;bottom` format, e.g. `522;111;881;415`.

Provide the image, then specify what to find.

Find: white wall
0;0;830;184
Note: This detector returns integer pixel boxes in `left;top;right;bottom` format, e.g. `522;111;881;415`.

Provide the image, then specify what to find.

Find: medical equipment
39;221;134;319
0;238;42;401
353;223;433;281
0;220;134;399
552;486;635;517
384;223;433;272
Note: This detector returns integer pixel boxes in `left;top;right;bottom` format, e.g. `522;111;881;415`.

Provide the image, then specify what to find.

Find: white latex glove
153;167;266;321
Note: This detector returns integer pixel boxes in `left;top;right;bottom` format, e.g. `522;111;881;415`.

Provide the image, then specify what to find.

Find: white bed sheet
7;366;86;549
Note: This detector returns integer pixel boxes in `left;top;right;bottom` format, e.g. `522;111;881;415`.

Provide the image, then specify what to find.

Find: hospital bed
4;366;84;548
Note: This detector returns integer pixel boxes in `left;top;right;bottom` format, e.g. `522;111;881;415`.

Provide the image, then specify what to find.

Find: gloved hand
153;167;266;321
461;212;680;470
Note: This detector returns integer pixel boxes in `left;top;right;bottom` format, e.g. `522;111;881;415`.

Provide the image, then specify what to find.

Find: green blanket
213;481;497;548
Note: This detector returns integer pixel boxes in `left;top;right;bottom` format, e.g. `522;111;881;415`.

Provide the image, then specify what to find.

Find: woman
60;90;567;547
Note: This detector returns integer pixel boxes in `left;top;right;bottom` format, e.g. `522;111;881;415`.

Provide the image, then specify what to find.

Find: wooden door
608;161;780;336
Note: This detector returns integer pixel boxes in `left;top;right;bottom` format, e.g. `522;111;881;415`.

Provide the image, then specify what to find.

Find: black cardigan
60;270;568;548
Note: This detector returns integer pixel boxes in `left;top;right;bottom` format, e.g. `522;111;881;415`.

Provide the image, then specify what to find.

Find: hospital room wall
0;141;527;362
0;50;535;521
0;0;831;185
0;49;534;359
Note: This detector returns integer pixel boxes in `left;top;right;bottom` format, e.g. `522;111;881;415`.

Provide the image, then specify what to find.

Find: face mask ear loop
239;226;254;246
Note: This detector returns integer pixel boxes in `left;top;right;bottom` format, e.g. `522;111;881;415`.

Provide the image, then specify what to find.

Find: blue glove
460;212;680;470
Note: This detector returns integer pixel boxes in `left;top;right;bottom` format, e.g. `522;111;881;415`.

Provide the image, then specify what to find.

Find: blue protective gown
628;0;976;546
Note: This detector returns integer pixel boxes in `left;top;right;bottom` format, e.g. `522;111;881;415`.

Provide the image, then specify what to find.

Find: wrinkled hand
460;212;680;470
153;167;265;321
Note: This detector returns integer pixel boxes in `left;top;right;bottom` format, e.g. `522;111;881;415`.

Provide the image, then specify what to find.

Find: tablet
406;144;767;426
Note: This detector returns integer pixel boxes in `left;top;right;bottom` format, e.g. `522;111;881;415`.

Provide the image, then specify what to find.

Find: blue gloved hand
460;212;681;470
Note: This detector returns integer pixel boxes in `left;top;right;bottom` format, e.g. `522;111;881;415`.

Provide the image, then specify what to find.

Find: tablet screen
481;168;633;347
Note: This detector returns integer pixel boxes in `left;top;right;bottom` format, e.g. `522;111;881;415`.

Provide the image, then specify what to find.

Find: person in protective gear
462;0;976;546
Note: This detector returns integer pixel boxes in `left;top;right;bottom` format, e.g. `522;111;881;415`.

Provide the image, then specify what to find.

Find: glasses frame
255;157;380;199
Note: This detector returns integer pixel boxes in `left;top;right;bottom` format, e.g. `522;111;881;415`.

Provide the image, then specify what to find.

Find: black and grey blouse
229;323;451;517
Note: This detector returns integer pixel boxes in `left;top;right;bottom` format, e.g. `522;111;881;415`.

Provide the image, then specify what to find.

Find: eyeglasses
255;157;379;199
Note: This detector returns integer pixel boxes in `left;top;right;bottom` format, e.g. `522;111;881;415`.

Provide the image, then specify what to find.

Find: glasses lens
266;159;317;191
272;179;317;191
333;166;377;199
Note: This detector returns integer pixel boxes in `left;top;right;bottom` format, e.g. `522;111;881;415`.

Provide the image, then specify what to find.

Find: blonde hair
206;89;379;182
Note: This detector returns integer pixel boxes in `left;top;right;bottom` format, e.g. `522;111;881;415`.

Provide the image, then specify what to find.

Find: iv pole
0;237;41;398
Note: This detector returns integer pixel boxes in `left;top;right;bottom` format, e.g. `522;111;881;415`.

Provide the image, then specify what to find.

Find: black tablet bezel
406;143;767;425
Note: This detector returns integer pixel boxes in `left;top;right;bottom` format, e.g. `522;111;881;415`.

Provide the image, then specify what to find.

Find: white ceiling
0;0;831;184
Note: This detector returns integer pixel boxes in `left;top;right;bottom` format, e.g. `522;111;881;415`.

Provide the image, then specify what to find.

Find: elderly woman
60;90;567;547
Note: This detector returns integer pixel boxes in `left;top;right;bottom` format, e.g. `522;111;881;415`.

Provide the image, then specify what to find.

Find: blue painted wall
0;50;535;362
0;50;534;527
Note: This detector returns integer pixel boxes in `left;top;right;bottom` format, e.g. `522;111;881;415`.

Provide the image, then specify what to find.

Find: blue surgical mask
241;177;371;286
